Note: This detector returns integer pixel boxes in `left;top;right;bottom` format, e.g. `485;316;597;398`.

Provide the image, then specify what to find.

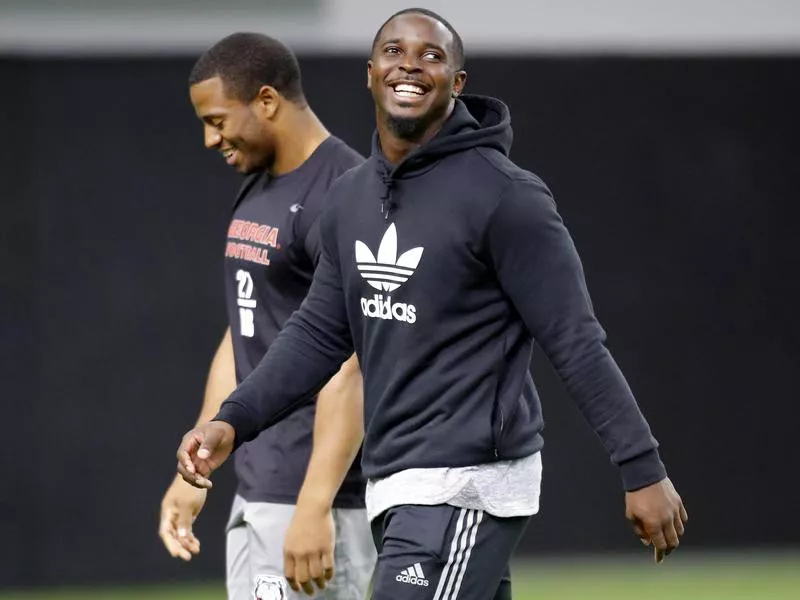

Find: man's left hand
625;477;688;564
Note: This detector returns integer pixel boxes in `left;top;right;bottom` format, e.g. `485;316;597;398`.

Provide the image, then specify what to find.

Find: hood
372;94;513;218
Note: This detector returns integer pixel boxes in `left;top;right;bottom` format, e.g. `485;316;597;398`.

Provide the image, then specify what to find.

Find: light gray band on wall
2;0;800;55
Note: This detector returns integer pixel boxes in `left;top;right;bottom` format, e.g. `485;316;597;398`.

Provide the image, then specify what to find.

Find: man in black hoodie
176;8;688;599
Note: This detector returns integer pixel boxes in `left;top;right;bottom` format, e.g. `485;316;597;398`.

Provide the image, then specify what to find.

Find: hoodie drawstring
379;173;395;221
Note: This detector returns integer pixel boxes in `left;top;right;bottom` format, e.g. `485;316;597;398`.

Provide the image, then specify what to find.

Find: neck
271;104;330;175
376;101;454;164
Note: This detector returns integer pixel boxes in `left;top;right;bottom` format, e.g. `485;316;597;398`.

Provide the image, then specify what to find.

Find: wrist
295;486;335;515
211;406;246;449
209;419;237;446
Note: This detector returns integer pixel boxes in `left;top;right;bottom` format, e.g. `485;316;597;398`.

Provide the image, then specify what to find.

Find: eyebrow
382;38;448;55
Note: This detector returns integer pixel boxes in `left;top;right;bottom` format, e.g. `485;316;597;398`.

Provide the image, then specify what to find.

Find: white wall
2;0;800;55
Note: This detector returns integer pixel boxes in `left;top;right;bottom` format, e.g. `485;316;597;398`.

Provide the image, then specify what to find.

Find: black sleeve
214;212;353;447
487;176;667;491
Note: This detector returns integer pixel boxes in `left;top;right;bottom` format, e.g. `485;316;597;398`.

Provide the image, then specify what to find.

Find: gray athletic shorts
226;495;376;600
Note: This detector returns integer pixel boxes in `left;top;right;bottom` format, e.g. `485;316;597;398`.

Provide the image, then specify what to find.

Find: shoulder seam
474;147;547;187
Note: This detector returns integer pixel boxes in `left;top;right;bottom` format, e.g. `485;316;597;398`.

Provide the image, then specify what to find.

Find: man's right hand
284;501;336;595
176;421;236;488
158;476;207;561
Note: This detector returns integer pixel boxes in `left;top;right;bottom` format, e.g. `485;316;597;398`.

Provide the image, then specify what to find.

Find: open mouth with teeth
221;147;238;165
390;82;428;100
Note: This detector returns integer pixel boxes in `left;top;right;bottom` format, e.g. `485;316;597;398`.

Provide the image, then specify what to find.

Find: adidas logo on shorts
396;562;429;586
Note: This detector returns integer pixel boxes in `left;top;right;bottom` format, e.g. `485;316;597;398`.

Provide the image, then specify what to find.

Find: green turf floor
4;553;799;599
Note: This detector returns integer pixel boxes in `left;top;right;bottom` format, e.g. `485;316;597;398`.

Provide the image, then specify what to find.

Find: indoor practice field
5;2;800;599
5;553;799;600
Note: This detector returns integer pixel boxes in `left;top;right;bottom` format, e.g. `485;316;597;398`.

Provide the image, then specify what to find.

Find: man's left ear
453;70;467;98
256;85;280;119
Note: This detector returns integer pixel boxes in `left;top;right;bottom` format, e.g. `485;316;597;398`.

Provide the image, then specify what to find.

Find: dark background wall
1;55;798;588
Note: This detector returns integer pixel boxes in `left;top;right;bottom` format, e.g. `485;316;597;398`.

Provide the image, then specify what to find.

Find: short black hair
371;8;465;69
189;32;305;104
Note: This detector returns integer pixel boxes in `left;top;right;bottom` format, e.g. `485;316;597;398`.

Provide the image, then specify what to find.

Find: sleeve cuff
618;448;667;491
212;403;254;451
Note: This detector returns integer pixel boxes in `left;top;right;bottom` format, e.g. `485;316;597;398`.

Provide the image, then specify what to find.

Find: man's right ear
366;61;373;90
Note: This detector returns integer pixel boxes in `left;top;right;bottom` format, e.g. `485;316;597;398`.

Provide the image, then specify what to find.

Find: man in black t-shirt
158;33;374;600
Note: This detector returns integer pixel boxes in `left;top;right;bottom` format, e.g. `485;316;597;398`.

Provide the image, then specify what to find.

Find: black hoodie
216;95;667;491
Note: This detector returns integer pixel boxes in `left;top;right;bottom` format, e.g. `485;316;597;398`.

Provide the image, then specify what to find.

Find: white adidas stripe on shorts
432;508;485;600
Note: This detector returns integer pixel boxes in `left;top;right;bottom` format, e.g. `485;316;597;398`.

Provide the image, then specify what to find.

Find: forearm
214;283;354;446
195;327;237;426
552;334;666;489
296;354;364;510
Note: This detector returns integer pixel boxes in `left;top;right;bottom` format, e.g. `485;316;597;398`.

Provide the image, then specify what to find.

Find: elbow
322;354;363;397
339;354;361;377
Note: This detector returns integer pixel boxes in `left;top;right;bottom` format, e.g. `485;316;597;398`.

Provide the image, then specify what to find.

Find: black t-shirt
224;136;365;506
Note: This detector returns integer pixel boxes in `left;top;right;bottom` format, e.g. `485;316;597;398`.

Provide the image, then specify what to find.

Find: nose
399;53;422;74
204;124;222;149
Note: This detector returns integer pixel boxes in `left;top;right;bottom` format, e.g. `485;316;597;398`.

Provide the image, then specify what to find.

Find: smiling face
189;76;276;174
368;12;466;141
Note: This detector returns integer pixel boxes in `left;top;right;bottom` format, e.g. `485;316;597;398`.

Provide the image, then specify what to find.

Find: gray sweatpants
226;495;376;600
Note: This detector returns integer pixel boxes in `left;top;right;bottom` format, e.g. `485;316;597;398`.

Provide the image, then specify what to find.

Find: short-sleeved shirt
223;136;365;506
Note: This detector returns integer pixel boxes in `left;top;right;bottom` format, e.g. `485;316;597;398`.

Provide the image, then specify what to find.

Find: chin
237;163;257;175
389;105;428;121
385;112;430;140
239;157;269;175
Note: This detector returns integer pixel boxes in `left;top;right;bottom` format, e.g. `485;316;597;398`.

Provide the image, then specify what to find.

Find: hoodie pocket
490;335;525;457
490;393;503;458
490;346;506;457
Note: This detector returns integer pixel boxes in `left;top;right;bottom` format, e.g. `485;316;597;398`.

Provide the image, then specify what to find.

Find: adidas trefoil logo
396;562;429;587
355;223;423;292
355;223;423;324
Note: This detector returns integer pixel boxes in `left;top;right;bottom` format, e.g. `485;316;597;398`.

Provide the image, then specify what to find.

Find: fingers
647;528;668;552
628;519;650;546
308;553;327;592
284;553;299;593
675;498;689;541
285;551;329;595
645;516;681;565
198;425;225;461
158;507;193;561
177;433;200;475
674;511;685;537
178;527;201;555
176;430;214;489
176;433;200;486
293;556;315;596
176;460;197;487
322;549;335;583
663;520;680;556
176;461;213;489
175;508;201;555
647;528;668;564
